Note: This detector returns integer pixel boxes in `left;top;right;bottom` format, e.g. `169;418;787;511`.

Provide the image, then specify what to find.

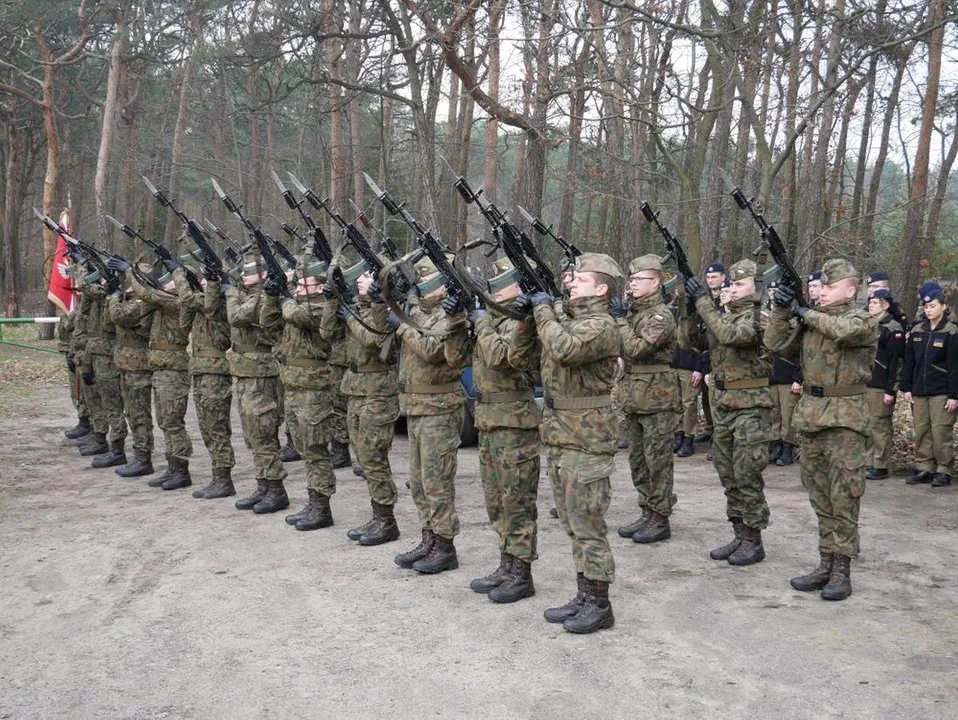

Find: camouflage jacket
132;275;190;372
325;308;348;367
57;309;73;354
174;269;231;377
617;292;678;414
107;294;153;373
341;296;398;398
72;290;92;362
396;296;472;416
766;299;877;435
516;295;619;455
472;311;539;432
84;285;117;358
261;292;334;390
224;284;280;378
692;295;772;411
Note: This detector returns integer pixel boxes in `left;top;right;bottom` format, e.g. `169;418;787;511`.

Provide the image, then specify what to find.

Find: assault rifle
204;220;245;265
640;202;695;281
104;214;203;291
34;208;122;291
517;205;581;273
454;177;559;296
349;199;400;261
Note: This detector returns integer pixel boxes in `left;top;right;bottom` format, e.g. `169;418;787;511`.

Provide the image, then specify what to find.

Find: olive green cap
727;259;758;280
628;254;663;276
820;258;858;285
574;252;623;279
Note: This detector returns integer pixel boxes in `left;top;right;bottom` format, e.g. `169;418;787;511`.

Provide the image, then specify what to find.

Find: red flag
47;208;76;314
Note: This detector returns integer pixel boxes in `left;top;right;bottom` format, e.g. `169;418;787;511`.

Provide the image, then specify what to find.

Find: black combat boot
470;553;513;593
412;534;459;574
193;467;236;499
359;502;400;546
65;417;92;439
617;507;652;538
931;473;953;487
769;440;783;464
673;432;684;453
548;507;558;519
347;501;378;540
162;457;193;490
395;529;435;568
776;443;795;466
489;558;535;604
148;456;175;487
279;432;301;462
116;450;153;478
728;526;765;566
907;470;935;485
544;574;589;623
694;430;711;443
254;480;291;514
330;440;352;469
632;511;671;544
866;467;889;480
709;517;745;560
821;554;852;600
790;553;833;591
562;580;615;634
285;496;311;525
677;436;694;457
294;489;333;530
353;465;366;478
92;439;126;469
235;479;268;510
79;432;108;456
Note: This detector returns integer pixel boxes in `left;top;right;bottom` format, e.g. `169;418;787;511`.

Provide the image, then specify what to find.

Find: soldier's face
494;282;521;303
867;298;888;318
720;287;732;305
924;299;946;323
705;272;725;290
818;278;857;306
562;271;574;289
807;280;822;301
356;272;374;294
628;273;660;299
728;276;754;302
570;271;608;299
297;277;323;296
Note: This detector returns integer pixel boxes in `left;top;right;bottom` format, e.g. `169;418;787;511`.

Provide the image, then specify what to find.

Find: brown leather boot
562;579;615;634
790;553;833;591
359;502;400;546
544;574;589;623
162;457;193;490
709;517;745;560
116;449;153;478
92;439;126;468
394;529;435;568
235;479;268;510
193;467;236;499
347;500;378;540
489;558;535;604
412;534;458;574
148;455;174;487
728;525;765;566
470;553;513;594
617;507;652;538
294;489;333;530
253;480;291;514
632;511;671;544
821;554;852;600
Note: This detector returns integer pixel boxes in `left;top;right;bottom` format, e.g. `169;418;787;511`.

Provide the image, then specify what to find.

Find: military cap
627;254;663;276
870;288;893;301
721;279;732;289
488;257;521;293
819;258;858;285
808;271;822;282
706;262;725;274
574;252;623;279
865;270;889;284
920;282;945;304
242;251;264;279
302;259;329;279
493;257;514;275
415;256;438;280
727;259;757;280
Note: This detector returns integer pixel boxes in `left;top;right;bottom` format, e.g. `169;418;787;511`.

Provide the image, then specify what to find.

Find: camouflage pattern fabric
347;395;400;505
408;409;463;539
107;293;154;454
771;384;799;445
911;395;957;474
675;368;700;437
479;427;540;561
328;364;349;444
193;373;234;468
223;285;281;379
91;353;127;443
321;298;350;446
235;375;286;482
711;404;772;529
73;289;101;426
617;293;678;414
286;386;336;495
152;369;192;460
626;411;678;516
120;370;154;453
865;388;894;469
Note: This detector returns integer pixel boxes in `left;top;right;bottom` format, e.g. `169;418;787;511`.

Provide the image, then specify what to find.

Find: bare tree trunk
923;102;958;245
3;112;22;317
94;5;129;238
482;0;505;245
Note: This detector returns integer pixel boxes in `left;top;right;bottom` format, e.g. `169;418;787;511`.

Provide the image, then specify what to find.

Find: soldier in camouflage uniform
59;304;92;440
327;305;354;471
512;252;622;634
341;270;401;546
223;254;288;513
262;262;337;530
72;276;104;455
107;281;156;477
614;255;679;545
864;289;904;480
173;265;236;498
390;258;473;575
467;259;541;604
684;259;772;567
768;259;878;600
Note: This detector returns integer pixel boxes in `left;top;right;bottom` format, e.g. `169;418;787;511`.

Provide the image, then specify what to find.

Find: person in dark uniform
807;271;822;307
865;289;905;480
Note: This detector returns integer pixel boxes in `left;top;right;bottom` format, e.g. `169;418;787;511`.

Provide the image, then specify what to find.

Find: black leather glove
81;371;95;386
202;264;220;281
386;310;403;329
162;256;182;273
262;277;283;297
322;282;339;298
773;284;796;309
335;304;350;321
443;295;464;316
528;292;554;308
609;295;629;319
106;255;132;273
513;294;533;316
468;307;490;324
793;305;810;321
685;276;709;301
219;281;235;292
104;276;121;296
367;281;383;303
66;355;76;373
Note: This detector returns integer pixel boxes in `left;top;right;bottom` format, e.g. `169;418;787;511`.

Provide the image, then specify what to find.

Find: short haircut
588;271;619;297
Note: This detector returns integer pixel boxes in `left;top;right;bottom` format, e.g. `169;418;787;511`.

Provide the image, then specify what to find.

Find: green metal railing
0;317;61;355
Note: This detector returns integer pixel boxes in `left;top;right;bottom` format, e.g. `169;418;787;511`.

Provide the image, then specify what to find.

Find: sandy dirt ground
1;352;957;719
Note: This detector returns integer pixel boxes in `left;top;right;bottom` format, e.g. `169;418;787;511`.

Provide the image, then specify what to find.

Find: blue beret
807;271;822;282
706;263;725;274
870;288;893;301
865;271;889;284
920;282;945;304
721;279;731;288
768;280;780;289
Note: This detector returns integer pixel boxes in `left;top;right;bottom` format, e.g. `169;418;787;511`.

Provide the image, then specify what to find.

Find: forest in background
1;0;957;327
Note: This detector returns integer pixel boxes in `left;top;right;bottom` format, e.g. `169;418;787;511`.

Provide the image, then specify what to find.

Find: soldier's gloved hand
367;281;383;303
104;276;122;296
219;281;235;292
202;264;220;281
335;304;350;321
513;293;533;316
107;255;132;273
773;284;796;308
685;277;708;301
66;354;76;373
442;295;464;316
263;277;283;297
468;307;489;324
387;310;403;329
161;256;183;273
609;295;629;319
323;282;339;298
80;370;95;386
528;292;554;308
793;304;810;320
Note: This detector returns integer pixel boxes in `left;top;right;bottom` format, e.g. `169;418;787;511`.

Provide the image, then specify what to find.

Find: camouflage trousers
711;405;771;530
235;376;286;482
911;395;957;475
348;395;400;506
866;388;895;470
479;427;540;562
120;370;154;454
193;373;235;469
701;384;714;435
548;446;615;584
286;385;336;495
329;365;349;445
408;409;463;539
799;427;866;558
67;364;88;419
152;369;192;460
90;353;127;443
675;369;700;437
771;384;799;445
627;410;678;516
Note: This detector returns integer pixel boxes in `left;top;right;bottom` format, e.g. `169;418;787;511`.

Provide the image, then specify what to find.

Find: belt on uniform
475;389;535;404
628;364;672;375
804;384;866;398
286;358;327;369
150;342;187;352
349;362;391;373
399;381;461;394
233;344;272;354
714;378;769;390
119;339;149;349
194;349;227;359
543;394;612;410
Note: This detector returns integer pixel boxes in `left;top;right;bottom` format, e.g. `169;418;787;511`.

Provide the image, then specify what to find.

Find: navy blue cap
919;281;945;304
768;280;780;289
870;288;893;301
807;271;822;282
706;263;725;274
865;271;889;284
721;279;731;288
